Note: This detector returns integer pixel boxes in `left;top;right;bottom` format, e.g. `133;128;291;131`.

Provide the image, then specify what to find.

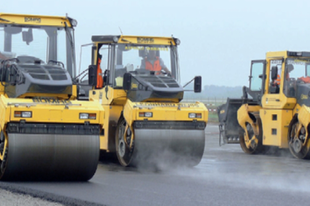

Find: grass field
208;112;219;122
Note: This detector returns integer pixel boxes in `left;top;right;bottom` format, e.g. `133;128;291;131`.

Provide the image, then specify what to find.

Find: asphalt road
1;123;310;206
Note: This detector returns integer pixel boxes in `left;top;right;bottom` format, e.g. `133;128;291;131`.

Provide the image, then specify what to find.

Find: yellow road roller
218;50;310;159
0;13;104;180
77;35;208;167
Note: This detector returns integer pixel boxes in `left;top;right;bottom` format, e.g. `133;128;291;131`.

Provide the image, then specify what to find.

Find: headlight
79;113;89;119
68;17;78;27
79;113;96;120
113;36;119;43
188;113;202;119
139;112;153;118
70;19;78;27
15;111;32;118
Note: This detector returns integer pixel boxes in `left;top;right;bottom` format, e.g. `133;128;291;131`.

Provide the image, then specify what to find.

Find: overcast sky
2;0;310;87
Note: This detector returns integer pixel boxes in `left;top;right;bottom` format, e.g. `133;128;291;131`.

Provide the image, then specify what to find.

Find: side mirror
194;76;202;93
8;67;16;85
271;66;278;81
22;28;33;45
123;73;132;90
88;65;97;86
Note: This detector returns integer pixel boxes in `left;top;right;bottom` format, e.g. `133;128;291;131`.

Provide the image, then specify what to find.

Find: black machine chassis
133;121;206;130
7;122;100;135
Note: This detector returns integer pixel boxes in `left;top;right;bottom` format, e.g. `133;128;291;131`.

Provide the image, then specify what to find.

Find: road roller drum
1;133;99;180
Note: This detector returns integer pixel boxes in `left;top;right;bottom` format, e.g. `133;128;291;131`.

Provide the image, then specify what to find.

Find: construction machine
218;50;310;159
0;13;104;180
77;35;208;167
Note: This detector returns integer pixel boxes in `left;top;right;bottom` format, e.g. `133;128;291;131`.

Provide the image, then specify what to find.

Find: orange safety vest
96;58;103;89
274;74;281;85
299;76;310;83
274;73;290;85
145;57;162;75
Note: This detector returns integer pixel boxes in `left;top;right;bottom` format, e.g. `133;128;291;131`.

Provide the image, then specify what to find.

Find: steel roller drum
2;134;99;181
132;129;205;167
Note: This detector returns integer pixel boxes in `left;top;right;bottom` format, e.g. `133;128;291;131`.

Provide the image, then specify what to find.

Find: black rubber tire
0;131;8;180
115;118;134;166
288;120;310;159
240;118;264;154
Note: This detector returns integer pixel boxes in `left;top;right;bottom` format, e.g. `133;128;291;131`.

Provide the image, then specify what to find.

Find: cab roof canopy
266;50;310;59
91;35;180;46
0;13;77;27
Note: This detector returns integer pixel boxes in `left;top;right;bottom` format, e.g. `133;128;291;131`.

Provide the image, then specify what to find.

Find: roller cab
0;13;104;180
78;35;208;167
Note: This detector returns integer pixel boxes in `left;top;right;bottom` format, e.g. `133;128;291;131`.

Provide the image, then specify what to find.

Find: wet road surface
1;123;310;206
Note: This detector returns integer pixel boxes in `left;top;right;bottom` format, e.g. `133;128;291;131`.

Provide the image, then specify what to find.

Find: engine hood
126;74;184;102
3;59;72;98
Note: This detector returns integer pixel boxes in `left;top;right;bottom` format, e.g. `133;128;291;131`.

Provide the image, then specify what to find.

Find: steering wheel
160;69;172;77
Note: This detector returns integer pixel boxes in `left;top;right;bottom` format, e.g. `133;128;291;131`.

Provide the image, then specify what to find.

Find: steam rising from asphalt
129;124;310;194
132;136;310;193
166;146;310;193
133;146;203;172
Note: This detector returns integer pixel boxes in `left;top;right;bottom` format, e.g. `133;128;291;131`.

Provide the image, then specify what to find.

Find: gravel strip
0;182;103;206
0;188;64;206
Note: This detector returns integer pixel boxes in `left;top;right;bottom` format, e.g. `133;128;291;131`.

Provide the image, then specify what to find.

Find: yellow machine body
81;35;208;166
219;50;310;158
0;13;74;27
0;13;104;180
89;86;208;151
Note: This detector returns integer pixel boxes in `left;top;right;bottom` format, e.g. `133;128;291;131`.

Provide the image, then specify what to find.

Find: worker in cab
140;49;171;76
274;74;281;85
96;54;103;89
273;66;282;85
273;64;294;85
